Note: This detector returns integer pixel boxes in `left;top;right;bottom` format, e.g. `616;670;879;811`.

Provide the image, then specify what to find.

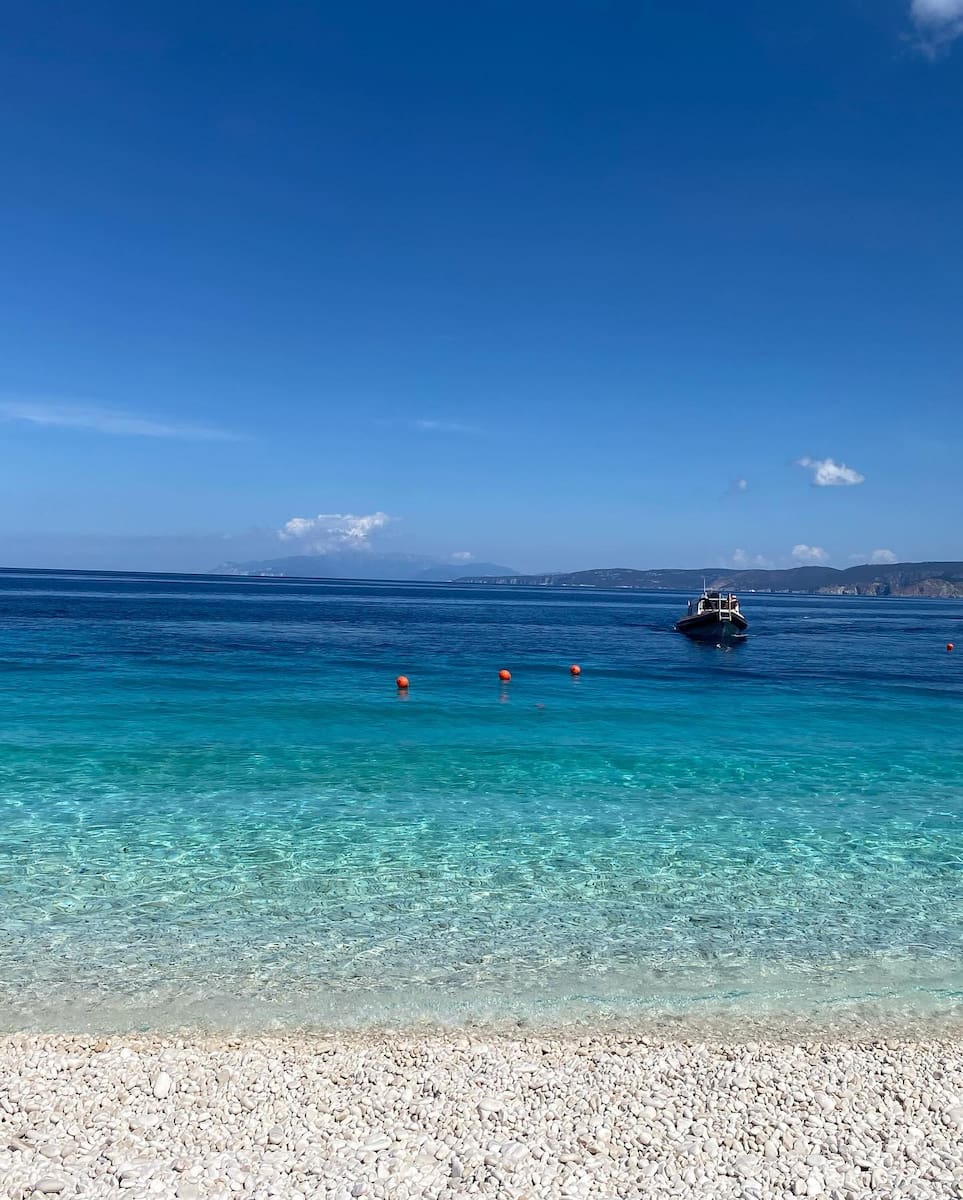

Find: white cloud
377;417;481;434
279;512;393;553
796;456;865;487
911;0;963;48
411;419;480;434
849;548;900;565
730;548;771;568
451;551;474;562
792;543;829;564
735;478;748;492
0;399;242;441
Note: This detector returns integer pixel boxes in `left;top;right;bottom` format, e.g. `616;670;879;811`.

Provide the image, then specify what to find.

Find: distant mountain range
455;561;963;598
215;552;517;583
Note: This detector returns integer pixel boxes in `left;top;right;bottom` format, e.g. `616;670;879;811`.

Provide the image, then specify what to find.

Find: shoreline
4;1032;963;1198
4;992;963;1044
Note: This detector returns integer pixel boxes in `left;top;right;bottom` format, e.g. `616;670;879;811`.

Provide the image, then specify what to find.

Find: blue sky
1;0;962;573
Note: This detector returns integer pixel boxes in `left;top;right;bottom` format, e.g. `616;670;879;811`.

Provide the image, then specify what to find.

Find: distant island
454;561;963;598
216;552;517;583
211;555;963;596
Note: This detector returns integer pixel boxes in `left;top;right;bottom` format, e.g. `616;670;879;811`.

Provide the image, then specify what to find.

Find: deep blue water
1;570;962;1033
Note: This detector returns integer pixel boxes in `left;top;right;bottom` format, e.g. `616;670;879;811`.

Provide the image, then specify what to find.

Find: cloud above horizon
849;548;899;565
279;511;393;554
0;399;242;441
796;456;865;487
792;543;829;564
910;0;963;49
730;548;771;568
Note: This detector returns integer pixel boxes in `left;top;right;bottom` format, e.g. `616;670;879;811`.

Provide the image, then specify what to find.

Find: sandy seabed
3;1032;963;1199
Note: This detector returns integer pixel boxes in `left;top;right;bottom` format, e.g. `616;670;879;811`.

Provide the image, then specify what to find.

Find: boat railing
700;592;740;614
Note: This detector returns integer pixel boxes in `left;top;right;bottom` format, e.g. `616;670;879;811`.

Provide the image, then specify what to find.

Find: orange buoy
498;668;512;682
396;675;410;689
569;664;581;676
948;643;955;653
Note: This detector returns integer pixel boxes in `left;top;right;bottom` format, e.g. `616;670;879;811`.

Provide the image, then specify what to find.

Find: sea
1;569;961;1035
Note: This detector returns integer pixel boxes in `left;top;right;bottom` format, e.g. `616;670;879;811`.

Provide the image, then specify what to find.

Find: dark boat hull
675;613;748;640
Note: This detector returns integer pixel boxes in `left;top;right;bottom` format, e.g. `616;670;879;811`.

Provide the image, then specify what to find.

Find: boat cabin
686;590;741;617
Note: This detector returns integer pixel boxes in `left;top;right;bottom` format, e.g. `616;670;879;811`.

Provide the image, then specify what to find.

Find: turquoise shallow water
1;569;962;1033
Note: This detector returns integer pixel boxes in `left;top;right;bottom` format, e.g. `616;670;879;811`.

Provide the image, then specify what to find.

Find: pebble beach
4;1033;963;1199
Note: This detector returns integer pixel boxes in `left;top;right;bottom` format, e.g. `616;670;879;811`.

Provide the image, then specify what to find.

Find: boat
675;588;748;641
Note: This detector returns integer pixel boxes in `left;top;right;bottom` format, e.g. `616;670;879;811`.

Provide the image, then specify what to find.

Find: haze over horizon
2;1;962;575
